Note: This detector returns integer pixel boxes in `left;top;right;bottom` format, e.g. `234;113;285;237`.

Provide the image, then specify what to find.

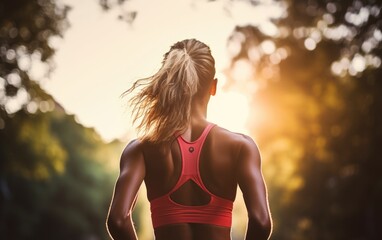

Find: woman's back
106;39;272;240
142;122;244;240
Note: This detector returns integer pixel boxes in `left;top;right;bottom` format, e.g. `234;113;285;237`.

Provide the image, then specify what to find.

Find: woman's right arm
236;135;272;240
106;140;145;240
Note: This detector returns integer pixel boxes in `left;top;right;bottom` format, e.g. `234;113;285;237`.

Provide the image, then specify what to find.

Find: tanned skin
106;80;272;240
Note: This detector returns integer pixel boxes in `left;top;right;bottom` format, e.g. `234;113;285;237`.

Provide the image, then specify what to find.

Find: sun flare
208;89;250;135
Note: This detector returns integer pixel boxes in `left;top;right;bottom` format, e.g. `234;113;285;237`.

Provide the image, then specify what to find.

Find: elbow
249;212;273;238
106;212;132;237
106;215;116;233
106;215;120;237
261;215;273;237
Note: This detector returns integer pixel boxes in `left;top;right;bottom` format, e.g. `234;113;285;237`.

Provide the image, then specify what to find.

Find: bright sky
41;0;283;142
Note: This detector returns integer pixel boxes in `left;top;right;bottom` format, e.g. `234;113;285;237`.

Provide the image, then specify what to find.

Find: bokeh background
1;0;382;239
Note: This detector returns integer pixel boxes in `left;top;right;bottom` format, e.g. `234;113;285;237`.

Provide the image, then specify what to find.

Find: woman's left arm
106;140;146;240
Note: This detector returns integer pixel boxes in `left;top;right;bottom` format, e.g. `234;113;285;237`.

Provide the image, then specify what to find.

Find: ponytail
125;39;215;143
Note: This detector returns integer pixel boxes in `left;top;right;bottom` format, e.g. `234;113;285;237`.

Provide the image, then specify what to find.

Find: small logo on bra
189;147;194;153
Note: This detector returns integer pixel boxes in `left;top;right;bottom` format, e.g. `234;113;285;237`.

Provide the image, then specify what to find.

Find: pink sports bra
150;123;233;228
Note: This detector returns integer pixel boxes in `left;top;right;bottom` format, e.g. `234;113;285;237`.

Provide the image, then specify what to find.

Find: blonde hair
125;39;216;143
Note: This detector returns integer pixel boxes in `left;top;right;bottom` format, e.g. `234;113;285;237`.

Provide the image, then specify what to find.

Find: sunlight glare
351;54;366;72
304;38;316;51
231;59;254;83
208;90;250;134
261;40;276;54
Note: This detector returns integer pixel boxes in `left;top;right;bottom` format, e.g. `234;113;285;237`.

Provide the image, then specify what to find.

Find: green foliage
0;109;67;179
0;107;122;240
0;0;137;239
0;1;131;239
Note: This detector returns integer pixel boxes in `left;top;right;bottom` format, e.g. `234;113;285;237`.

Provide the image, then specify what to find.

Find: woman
106;39;272;240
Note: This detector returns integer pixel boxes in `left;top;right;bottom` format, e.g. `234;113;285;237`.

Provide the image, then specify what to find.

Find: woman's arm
106;140;146;240
237;136;272;240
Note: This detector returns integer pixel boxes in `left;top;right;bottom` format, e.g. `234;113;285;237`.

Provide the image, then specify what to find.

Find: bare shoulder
237;134;260;157
120;139;145;168
213;125;259;147
212;126;260;162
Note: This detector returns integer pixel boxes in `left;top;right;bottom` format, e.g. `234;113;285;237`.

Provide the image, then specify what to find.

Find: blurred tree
0;0;70;116
0;0;71;189
0;102;66;180
0;106;122;240
224;0;382;239
0;1;140;239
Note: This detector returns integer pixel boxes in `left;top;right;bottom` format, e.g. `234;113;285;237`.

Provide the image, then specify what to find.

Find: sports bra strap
171;123;215;192
150;123;233;228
